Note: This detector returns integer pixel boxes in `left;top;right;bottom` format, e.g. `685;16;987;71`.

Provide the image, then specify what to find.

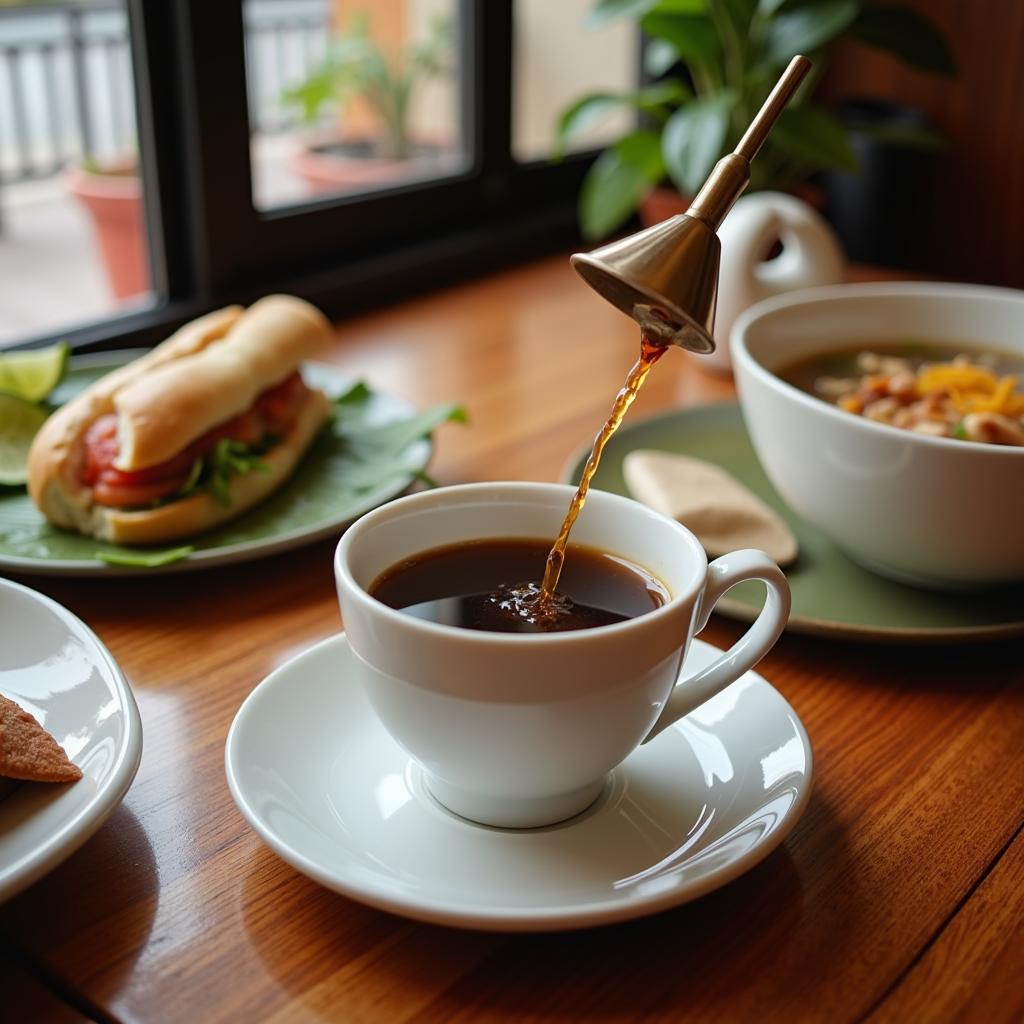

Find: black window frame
17;0;614;352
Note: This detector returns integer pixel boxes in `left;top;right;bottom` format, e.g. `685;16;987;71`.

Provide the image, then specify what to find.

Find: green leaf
280;10;452;154
719;0;757;35
282;70;339;122
331;387;465;483
760;0;859;65
555;92;629;156
96;545;195;568
413;468;441;489
555;80;691;156
586;0;663;26
334;401;467;456
333;380;376;431
636;78;692;109
661;92;734;194
335;380;372;405
615;129;667;173
587;0;706;26
409;14;455;78
175;458;204;499
201;439;273;508
645;38;681;76
641;12;720;66
650;0;708;10
770;104;858;171
851;5;956;75
579;138;662;241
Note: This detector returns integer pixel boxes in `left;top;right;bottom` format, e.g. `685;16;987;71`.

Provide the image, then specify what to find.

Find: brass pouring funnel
571;55;813;352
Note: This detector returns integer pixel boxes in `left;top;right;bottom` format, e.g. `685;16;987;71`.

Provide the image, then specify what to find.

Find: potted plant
65;157;148;301
284;13;456;193
556;0;954;240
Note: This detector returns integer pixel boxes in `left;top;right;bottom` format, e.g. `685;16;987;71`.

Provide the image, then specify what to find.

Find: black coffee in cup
369;537;668;634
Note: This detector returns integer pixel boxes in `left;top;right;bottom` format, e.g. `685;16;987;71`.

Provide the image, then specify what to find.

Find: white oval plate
226;634;812;932
0;578;142;902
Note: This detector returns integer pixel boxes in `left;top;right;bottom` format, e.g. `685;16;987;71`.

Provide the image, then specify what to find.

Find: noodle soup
781;342;1024;445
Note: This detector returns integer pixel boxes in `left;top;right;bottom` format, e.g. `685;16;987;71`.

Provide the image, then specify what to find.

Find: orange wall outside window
328;0;406;141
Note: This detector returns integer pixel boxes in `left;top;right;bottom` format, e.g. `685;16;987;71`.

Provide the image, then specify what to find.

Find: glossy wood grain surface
2;256;1022;1022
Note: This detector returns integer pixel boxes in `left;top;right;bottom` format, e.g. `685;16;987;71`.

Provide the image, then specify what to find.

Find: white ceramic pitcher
707;191;845;374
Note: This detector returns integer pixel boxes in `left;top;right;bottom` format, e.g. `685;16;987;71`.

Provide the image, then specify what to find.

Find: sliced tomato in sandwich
256;373;308;433
92;475;192;509
82;372;311;508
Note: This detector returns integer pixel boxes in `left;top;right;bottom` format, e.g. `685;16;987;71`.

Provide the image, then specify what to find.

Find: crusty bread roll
27;296;334;544
91;389;331;544
114;295;331;471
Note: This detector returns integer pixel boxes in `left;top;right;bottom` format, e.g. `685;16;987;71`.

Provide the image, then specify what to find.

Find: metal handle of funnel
687;55;812;232
735;54;812;162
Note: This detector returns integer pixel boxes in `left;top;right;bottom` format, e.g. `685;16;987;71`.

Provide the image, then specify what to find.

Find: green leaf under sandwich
0;367;465;569
96;545;196;568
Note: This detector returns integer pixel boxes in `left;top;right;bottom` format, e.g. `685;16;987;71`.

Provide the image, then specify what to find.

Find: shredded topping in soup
803;349;1024;446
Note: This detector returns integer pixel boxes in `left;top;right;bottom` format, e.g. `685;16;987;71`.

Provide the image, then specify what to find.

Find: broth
780;341;1024;446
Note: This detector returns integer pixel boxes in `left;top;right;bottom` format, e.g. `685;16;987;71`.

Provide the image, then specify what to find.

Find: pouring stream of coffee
536;55;812;610
539;335;666;598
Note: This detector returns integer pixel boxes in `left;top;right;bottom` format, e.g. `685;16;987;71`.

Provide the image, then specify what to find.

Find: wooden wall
820;0;1024;287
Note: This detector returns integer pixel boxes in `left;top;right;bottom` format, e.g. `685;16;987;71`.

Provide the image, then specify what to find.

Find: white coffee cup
335;482;790;828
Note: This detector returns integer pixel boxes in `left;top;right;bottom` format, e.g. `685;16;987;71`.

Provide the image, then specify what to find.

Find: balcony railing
0;0;329;186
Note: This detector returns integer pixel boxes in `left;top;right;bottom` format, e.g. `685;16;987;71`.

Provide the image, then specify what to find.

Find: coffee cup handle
644;549;791;743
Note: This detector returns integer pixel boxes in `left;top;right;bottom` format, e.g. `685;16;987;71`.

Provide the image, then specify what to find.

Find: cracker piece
0;694;82;783
623;449;799;566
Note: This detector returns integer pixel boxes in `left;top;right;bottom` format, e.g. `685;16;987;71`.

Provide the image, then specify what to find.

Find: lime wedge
0;393;49;486
0;342;69;402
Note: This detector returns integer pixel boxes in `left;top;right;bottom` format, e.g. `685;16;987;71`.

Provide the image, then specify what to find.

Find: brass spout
571;55;812;352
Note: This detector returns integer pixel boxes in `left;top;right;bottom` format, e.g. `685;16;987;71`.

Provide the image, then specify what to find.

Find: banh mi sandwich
27;295;334;544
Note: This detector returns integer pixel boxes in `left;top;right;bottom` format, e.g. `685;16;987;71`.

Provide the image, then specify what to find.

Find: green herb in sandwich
148;437;273;509
199;439;272;507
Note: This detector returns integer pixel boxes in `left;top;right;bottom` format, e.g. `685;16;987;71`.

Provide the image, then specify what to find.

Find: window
0;0;154;347
246;0;468;211
0;0;638;352
512;0;637;163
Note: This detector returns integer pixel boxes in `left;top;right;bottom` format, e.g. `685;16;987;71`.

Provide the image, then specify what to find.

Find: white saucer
0;578;143;902
226;634;812;932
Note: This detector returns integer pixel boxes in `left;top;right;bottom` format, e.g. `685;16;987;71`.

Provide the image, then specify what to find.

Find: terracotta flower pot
65;164;148;301
639;186;689;227
291;137;459;194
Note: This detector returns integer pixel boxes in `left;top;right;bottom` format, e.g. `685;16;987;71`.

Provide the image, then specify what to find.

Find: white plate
0;578;142;902
0;354;431;577
226;634;813;932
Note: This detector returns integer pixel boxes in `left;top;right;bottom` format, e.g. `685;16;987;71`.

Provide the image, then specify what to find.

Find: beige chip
623;449;798;566
0;694;83;783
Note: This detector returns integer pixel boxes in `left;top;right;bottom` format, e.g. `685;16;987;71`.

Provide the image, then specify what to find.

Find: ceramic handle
644;549;791;742
754;207;845;292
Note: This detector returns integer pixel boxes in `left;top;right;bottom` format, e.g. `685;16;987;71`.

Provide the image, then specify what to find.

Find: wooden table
2;255;1022;1022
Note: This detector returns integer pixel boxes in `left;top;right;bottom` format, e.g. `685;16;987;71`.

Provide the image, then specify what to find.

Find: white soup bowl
732;282;1024;588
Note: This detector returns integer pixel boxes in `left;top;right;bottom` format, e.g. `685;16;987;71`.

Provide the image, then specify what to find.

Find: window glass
512;0;638;164
246;0;467;212
0;0;154;347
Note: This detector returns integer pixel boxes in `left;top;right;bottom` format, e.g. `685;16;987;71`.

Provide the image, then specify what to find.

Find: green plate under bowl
563;402;1024;643
0;352;431;576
